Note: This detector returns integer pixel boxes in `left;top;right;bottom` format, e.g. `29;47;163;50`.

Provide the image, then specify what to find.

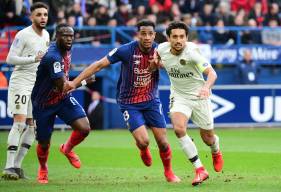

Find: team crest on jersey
109;48;117;56
180;59;187;65
53;62;62;73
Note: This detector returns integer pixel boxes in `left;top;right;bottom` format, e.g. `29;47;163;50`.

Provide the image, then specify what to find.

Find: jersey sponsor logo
134;67;149;75
133;54;143;59
108;48;117;56
53;62;62;73
133;67;152;87
168;68;194;78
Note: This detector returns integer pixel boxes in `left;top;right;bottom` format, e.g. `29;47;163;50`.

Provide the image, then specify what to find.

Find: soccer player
156;21;224;186
65;19;180;183
3;2;49;180
31;24;91;184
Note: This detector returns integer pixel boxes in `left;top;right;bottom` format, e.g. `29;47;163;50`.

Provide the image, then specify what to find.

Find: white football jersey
157;42;211;100
6;26;49;92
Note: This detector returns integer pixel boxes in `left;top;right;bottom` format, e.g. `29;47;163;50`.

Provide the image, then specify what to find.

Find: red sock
140;147;149;154
159;145;172;172
37;144;50;169
63;129;90;154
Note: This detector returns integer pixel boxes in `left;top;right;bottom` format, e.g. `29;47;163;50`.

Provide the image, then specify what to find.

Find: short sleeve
45;56;64;79
190;48;211;72
9;32;26;56
107;47;121;64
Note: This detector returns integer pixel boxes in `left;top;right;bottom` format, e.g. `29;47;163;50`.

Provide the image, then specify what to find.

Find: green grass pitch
0;128;281;192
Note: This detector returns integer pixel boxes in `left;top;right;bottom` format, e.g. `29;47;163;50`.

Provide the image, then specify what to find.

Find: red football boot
164;170;181;183
60;144;81;169
140;148;152;167
212;150;224;172
37;166;48;184
191;167;209;186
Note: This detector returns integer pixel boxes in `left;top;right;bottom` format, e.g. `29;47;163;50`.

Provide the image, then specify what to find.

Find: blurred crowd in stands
1;0;281;45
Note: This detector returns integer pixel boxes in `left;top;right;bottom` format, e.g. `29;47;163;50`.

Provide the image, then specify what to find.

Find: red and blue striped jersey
107;41;159;104
32;42;71;108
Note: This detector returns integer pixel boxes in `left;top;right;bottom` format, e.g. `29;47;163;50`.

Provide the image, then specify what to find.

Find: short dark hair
136;19;155;31
166;21;189;37
30;2;49;12
55;23;71;34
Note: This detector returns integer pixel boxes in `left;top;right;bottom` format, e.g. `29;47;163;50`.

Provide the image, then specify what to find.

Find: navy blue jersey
32;42;71;108
107;41;159;104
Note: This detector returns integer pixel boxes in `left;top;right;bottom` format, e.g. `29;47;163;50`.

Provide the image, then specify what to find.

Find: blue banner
159;85;281;126
71;44;281;65
208;45;281;65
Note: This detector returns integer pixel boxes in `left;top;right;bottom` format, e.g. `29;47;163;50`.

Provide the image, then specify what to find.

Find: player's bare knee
81;127;90;137
201;133;214;146
136;139;149;150
174;125;186;138
158;141;169;151
26;118;34;126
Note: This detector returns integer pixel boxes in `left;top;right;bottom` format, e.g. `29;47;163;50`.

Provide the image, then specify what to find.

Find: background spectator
87;91;103;130
237;50;260;84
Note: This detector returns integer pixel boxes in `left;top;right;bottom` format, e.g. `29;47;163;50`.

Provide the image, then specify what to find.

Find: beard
34;21;46;29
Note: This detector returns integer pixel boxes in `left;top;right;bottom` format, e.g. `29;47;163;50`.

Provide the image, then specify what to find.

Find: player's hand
85;75;96;84
148;50;163;72
35;51;45;62
64;81;76;93
198;85;210;99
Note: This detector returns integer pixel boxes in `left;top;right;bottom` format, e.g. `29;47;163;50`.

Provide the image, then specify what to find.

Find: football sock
63;129;90;154
210;135;220;154
14;125;35;168
5;122;25;169
178;135;203;169
37;144;49;169
159;145;172;172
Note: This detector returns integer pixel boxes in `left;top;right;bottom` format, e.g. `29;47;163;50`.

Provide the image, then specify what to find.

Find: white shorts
8;88;33;118
169;96;214;130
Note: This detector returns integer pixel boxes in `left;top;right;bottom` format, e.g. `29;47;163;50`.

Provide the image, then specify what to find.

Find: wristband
81;80;87;86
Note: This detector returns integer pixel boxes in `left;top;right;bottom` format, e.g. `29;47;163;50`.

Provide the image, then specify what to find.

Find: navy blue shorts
33;96;86;141
119;99;166;132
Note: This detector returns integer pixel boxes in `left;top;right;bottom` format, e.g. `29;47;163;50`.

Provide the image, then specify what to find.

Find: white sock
5;122;25;169
210;135;220;154
178;135;203;169
14;125;35;168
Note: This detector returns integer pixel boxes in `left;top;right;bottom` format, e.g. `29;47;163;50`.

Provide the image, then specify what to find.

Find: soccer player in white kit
2;2;49;180
156;21;224;186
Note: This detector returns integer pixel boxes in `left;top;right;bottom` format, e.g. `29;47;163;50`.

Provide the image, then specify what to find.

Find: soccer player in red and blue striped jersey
66;19;180;183
32;24;91;184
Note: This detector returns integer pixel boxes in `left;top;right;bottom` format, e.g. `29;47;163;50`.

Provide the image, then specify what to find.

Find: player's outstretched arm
198;67;217;99
66;56;111;91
